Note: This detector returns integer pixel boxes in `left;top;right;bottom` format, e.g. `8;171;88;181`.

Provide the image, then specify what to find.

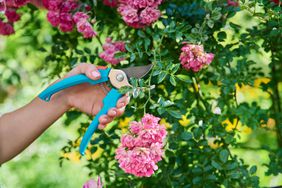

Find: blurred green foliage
0;0;282;187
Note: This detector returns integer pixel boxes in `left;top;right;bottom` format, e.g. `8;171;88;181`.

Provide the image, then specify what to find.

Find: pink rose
140;7;161;25
0;20;15;35
47;11;60;27
73;12;89;23
83;177;103;188
59;13;74;32
115;114;167;177
5;8;21;23
179;44;214;72
118;5;139;24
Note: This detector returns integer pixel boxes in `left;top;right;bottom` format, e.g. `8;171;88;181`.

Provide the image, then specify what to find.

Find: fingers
98;95;130;129
116;95;130;108
66;63;101;80
98;115;113;129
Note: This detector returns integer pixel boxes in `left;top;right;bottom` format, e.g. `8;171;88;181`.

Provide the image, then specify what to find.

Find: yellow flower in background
242;126;252;134
118;117;132;134
179;115;190;127
92;147;104;160
261;118;276;129
72;139;81;147
62;151;81;163
254;77;271;88
85;147;104;161
222;119;239;132
118;117;132;129
207;137;223;149
222;119;252;134
160;118;172;129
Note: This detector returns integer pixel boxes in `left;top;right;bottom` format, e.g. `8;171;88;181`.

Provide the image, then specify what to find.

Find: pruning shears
38;64;152;155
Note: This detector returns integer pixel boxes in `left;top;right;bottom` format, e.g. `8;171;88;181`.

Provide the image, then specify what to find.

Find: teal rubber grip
38;68;111;102
79;88;123;155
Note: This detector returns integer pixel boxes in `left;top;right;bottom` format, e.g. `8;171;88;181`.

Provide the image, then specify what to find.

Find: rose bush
0;0;281;187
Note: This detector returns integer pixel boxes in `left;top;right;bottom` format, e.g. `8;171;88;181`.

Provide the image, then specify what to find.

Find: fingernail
92;71;100;78
120;102;125;107
112;111;117;115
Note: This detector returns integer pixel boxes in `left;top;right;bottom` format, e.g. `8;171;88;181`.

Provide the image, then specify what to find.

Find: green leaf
176;74;192;83
130;53;136;62
168;110;182;119
170;76;176;86
250;166;257;174
211;160;222;170
181;132;193;141
158;72;167;83
90;146;97;154
207;20;214;28
84;47;91;54
219;149;229;163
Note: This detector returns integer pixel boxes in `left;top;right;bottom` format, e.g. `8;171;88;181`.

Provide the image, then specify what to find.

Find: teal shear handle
38;68;123;155
79;88;122;155
39;69;111;101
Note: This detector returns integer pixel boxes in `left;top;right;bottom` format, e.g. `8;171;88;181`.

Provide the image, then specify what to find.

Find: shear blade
121;64;153;79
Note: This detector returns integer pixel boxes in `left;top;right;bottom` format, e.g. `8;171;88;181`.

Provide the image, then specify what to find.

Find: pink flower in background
42;0;62;11
59;12;74;32
0;20;15;35
60;0;77;13
115;114;167;177
73;12;89;23
132;0;147;9
118;5;139;24
179;44;214;72
117;0;163;28
83;177;103;188
103;0;118;7
6;0;29;8
5;8;20;23
43;1;96;38
272;0;281;4
47;11;60;27
99;38;126;65
140;7;161;25
227;0;239;7
74;12;96;38
0;0;26;36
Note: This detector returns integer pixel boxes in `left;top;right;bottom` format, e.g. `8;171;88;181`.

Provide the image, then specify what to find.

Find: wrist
52;90;72;111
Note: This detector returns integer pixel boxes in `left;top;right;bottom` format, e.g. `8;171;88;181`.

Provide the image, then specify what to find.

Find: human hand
58;63;130;129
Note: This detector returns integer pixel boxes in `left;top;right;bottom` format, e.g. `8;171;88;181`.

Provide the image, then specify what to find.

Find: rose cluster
43;0;96;38
99;37;126;65
118;0;163;28
179;43;214;72
103;0;163;28
115;114;167;177
0;0;29;35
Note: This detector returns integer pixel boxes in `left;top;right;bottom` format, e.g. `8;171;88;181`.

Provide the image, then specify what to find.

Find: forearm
0;93;70;164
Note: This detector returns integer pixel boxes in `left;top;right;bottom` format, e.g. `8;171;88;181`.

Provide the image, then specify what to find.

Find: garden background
0;0;282;187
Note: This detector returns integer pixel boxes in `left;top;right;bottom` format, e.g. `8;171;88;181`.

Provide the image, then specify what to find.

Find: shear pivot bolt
116;73;125;82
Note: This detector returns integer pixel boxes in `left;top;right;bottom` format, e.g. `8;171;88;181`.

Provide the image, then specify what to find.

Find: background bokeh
1;3;282;188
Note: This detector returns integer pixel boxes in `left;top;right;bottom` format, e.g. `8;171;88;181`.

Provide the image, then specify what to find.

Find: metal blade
120;64;153;79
